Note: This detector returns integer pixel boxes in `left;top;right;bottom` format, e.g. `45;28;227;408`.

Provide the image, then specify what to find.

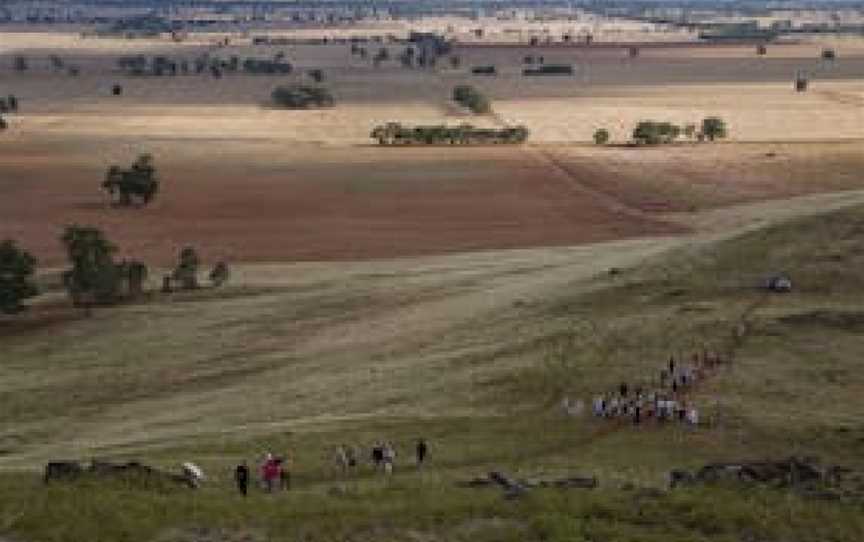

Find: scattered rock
764;275;792;293
669;457;864;499
458;471;597;497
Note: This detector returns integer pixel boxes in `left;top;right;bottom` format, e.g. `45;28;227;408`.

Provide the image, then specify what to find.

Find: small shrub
593;129;610;145
271;85;334;109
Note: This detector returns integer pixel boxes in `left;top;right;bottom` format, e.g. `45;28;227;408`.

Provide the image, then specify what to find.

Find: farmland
2;13;864;541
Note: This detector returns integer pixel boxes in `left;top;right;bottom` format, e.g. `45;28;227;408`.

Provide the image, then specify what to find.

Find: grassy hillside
2;201;864;541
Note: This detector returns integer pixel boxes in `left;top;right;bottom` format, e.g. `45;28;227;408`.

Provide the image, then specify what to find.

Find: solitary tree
0;239;38;314
701;117;727;142
593;128;610;145
209;261;230;287
102;154;159;206
173;246;200;290
308;69;324;83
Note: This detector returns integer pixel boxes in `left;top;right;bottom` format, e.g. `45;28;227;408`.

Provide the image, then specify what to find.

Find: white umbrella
182;462;205;483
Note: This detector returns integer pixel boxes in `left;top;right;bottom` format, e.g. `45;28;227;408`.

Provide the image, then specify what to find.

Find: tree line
593;117;728;146
0;228;230;316
371;123;529;145
116;54;297;77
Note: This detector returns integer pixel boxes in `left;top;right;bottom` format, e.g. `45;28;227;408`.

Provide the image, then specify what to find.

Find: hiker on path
335;445;350;473
371;443;384;470
382;442;396;475
234;461;249;496
261;453;280;492
278;455;291;490
345;445;358;470
416;439;428;468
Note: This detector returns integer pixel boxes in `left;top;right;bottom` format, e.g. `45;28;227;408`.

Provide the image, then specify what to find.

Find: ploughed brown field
0;140;685;267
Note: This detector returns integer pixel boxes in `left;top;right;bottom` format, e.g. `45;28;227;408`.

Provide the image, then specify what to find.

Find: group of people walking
336;439;428;476
233;452;291;496
233;439;429;496
566;350;729;428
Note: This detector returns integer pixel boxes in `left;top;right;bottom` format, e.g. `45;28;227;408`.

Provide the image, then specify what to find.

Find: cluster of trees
60;226;149;307
593;117;728;146
271;85;334;109
117;55;188;76
452;85;491;114
370;123;529;145
242;57;293;75
0;228;231;316
103;15;174;38
0;94;18;131
116;54;295;77
102;154;159;207
11;54;79;76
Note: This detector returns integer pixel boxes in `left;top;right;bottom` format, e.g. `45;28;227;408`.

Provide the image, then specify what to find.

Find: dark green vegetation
452;85;492;114
3;201;864;540
593;128;610;145
0;94;18;113
701;117;728;142
59;225;148;308
0;239;38;314
171;246;200;291
523;64;574;76
116;54;294;77
632;121;682;145
102;154;158;206
632;117;727;145
270;85;334;109
471;65;497;76
370;122;529;145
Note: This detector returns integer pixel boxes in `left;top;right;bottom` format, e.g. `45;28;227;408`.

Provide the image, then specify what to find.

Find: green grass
3;202;864;540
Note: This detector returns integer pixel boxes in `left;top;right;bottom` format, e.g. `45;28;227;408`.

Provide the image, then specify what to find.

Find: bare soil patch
0;140;682;267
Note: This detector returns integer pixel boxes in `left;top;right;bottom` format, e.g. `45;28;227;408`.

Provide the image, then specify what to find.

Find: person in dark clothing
276;457;291;490
371;443;384;470
234;461;249;496
633;406;641;425
619;382;628;397
416;439;428;468
669;356;676;374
